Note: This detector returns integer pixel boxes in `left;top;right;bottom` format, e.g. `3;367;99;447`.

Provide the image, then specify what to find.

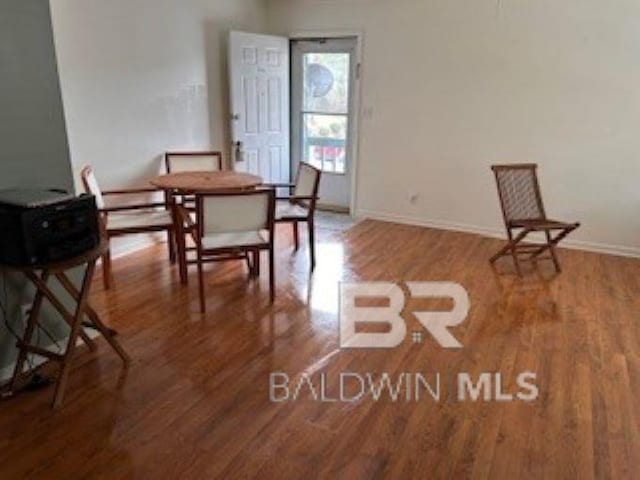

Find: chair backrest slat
293;162;321;208
80;166;105;209
166;151;223;173
492;164;546;224
197;189;274;237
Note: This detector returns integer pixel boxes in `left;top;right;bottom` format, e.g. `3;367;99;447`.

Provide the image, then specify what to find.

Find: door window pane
302;114;347;174
303;53;350;114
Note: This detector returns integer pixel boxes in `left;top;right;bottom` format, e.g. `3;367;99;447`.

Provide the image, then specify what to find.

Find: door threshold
317;203;350;214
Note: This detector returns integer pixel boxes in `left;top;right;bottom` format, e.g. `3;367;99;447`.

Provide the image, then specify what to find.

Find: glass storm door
291;38;358;211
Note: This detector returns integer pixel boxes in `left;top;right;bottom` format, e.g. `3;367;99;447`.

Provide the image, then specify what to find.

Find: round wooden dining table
149;170;263;193
149;170;264;284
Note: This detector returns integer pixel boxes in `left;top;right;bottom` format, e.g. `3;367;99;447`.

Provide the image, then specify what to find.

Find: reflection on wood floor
0;219;639;479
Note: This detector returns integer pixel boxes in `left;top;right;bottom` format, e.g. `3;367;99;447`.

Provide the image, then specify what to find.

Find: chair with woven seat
490;163;580;276
269;162;321;270
194;188;276;313
81;166;175;289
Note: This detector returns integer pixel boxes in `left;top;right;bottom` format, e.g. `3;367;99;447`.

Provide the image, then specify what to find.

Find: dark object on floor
23;373;53;392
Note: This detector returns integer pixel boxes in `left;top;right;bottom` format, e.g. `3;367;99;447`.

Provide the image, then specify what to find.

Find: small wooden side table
3;241;130;409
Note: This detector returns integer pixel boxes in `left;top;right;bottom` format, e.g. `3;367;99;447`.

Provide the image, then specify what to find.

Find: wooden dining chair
269;162;321;270
165;151;224;274
165;151;223;173
164;151;224;209
81;166;175;289
490;163;580;276
194;188;275;312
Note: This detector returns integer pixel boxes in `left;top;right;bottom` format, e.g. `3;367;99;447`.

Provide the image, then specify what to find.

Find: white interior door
229;31;290;184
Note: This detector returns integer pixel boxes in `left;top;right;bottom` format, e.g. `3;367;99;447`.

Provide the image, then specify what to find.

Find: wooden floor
1;219;639;479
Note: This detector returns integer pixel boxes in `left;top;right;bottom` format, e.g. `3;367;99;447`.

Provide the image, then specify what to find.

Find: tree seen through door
302;53;350;174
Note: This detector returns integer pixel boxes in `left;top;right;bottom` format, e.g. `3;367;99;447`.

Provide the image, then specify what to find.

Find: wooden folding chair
490;164;580;276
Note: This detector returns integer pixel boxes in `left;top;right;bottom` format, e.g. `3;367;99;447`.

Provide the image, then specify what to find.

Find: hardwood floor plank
0;219;639;479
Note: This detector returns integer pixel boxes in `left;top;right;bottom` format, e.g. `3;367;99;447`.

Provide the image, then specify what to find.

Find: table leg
165;190;177;265
52;260;96;409
10;271;50;393
172;197;188;285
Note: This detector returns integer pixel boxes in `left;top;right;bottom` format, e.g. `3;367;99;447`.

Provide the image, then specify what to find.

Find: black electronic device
0;189;100;266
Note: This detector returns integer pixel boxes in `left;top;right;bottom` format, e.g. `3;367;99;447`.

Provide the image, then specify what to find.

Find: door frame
288;30;363;216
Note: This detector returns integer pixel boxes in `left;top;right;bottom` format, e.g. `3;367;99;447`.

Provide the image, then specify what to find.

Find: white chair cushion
276;201;308;220
201;230;268;250
107;210;173;230
201;194;270;234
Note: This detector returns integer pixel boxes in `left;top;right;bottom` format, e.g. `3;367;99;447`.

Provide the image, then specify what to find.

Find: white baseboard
355;209;640;259
110;234;161;260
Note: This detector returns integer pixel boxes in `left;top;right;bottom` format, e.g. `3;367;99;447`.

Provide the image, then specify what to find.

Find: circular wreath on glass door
306;63;334;97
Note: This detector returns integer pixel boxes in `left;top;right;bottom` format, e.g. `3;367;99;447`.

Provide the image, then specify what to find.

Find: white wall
50;0;268;255
268;0;640;256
